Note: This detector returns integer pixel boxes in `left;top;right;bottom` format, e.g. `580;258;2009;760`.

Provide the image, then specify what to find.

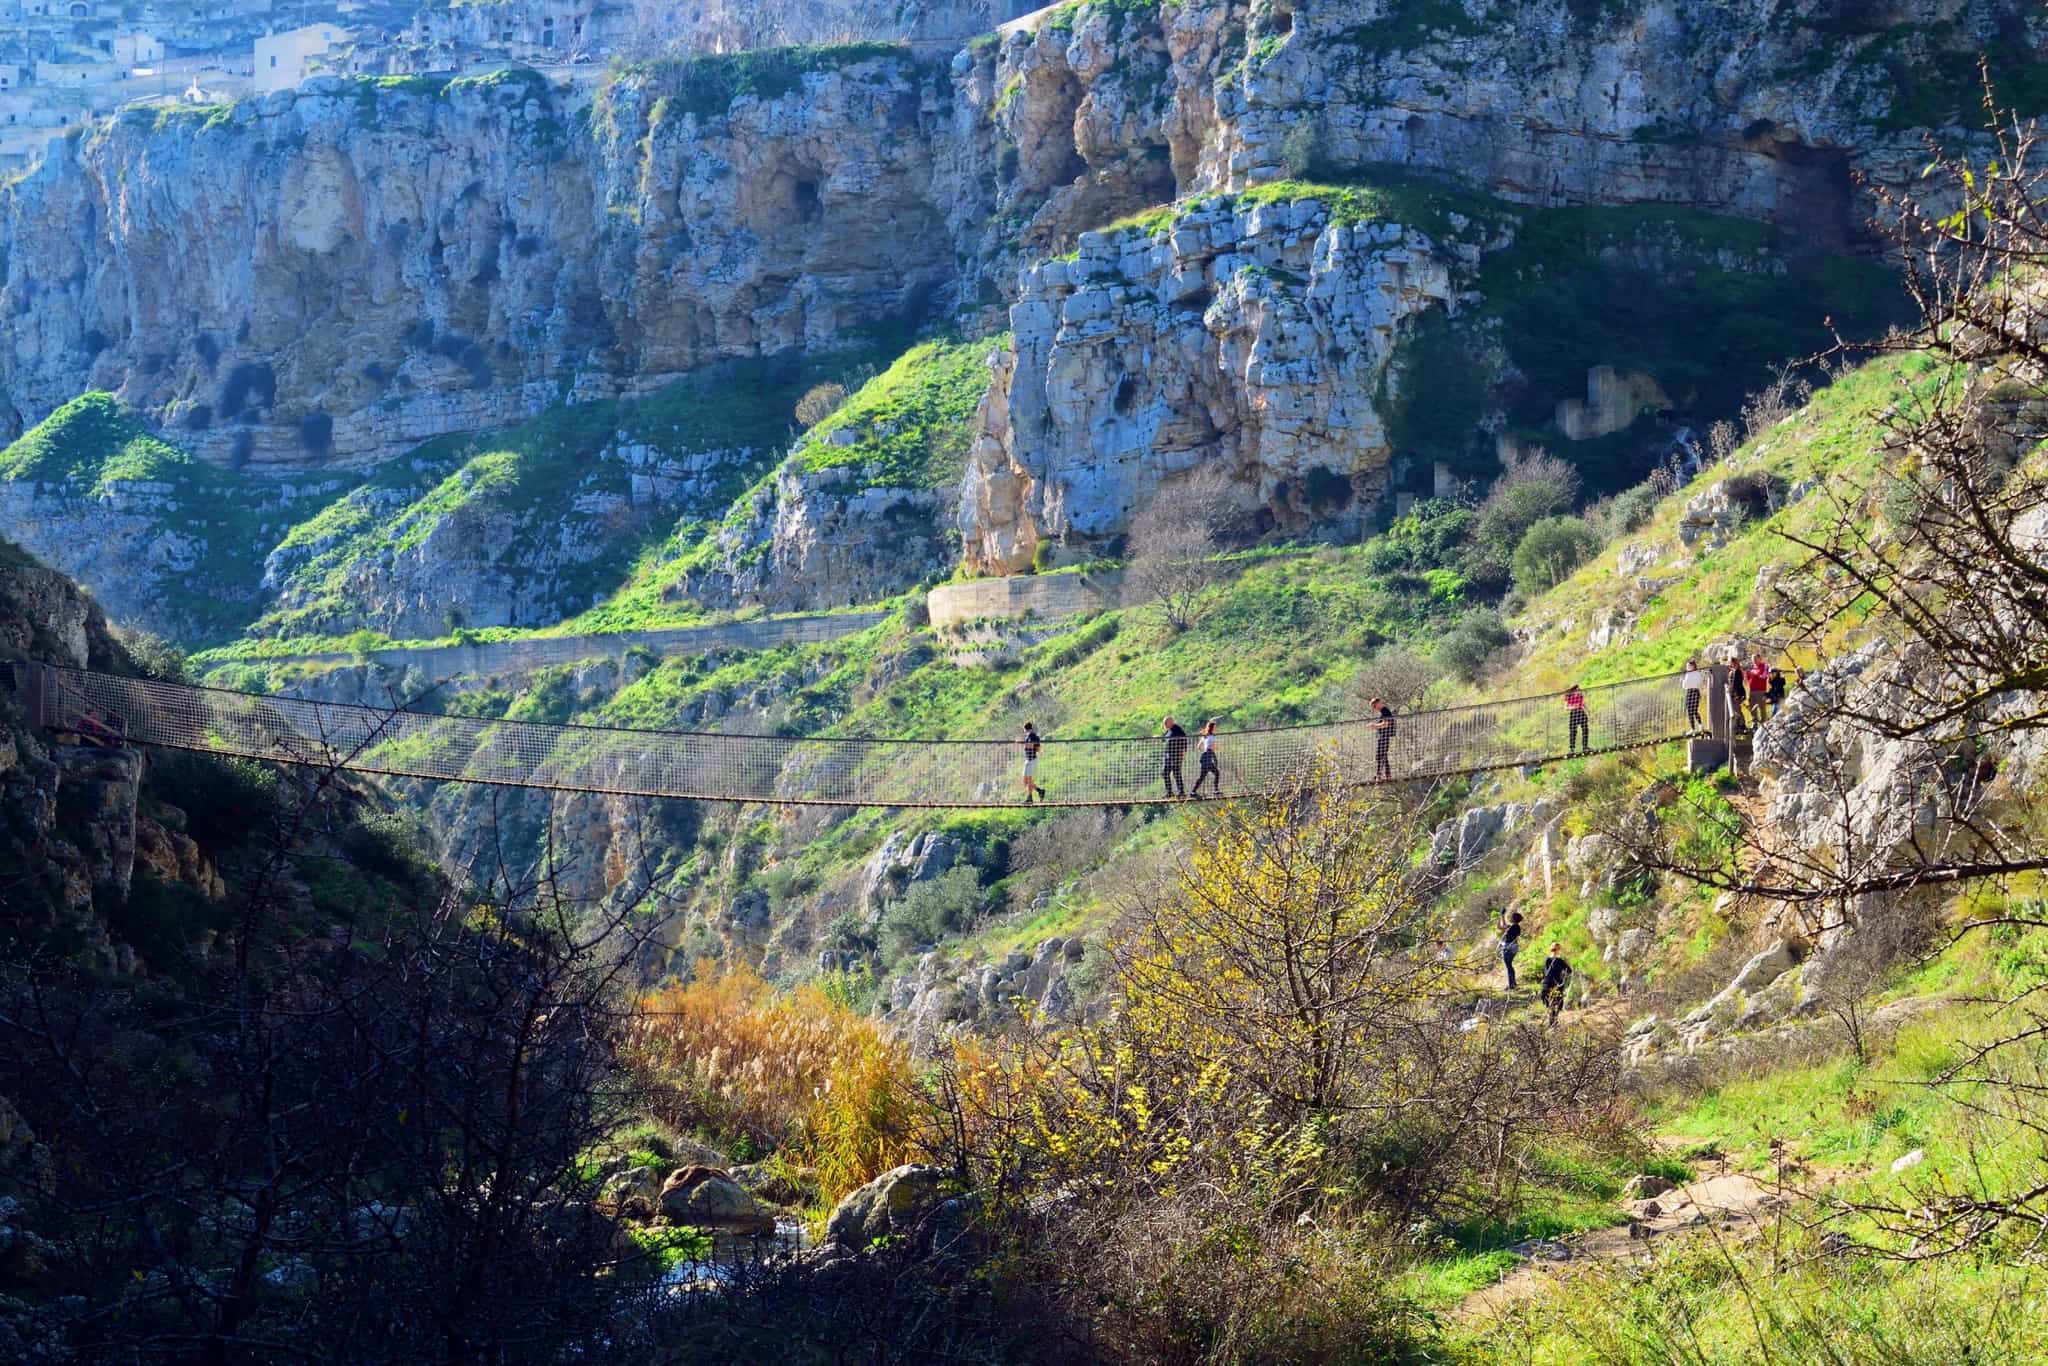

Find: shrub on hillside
1279;117;1327;179
1436;609;1514;684
1466;451;1580;588
1596;480;1664;538
879;864;987;961
1124;473;1231;631
1006;808;1122;913
1351;646;1441;714
794;381;848;429
1511;515;1603;594
1360;498;1474;575
924;775;1631;1360
115;627;190;683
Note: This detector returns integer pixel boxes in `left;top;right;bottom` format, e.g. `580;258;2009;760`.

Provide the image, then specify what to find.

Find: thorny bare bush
1004;806;1124;913
1123;470;1232;632
1741;364;1814;442
915;773;1637;1362
1349;645;1443;716
1607;88;2048;1266
0;706;701;1363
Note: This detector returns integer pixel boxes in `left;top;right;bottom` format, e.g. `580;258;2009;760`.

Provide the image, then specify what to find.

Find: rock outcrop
0;547;223;969
960;195;1465;570
884;934;1091;1054
824;1163;950;1251
657;1166;776;1235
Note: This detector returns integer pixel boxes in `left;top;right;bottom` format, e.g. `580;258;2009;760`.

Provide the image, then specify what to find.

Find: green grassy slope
0;394;283;641
249;353;886;641
562;336;1006;636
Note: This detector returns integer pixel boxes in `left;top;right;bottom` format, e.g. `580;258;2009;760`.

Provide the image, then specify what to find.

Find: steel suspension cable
33;665;1698;809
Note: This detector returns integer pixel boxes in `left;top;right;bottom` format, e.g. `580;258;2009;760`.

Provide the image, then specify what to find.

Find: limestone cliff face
0;58;966;471
975;0;2042;248
0;552;222;972
959;197;1465;571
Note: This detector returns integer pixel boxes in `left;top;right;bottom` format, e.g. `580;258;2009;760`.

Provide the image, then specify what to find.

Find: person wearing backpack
1725;656;1749;736
1019;721;1046;804
1540;944;1573;1026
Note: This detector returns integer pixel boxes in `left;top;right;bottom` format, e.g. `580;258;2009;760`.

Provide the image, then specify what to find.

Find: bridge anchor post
18;660;56;731
1690;670;1731;775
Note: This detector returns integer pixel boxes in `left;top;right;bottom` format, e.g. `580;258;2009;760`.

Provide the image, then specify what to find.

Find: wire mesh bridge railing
15;664;1700;809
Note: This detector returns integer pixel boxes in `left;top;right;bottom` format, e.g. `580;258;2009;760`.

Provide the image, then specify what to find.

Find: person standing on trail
1371;697;1396;781
1767;667;1788;718
1564;683;1590;756
1540;944;1573;1026
1725;656;1748;736
1191;718;1222;798
1745;651;1772;729
1498;910;1524;990
1680;659;1709;735
1019;721;1046;804
1161;715;1189;799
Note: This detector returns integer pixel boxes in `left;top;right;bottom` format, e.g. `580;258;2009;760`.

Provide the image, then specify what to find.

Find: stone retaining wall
925;570;1122;627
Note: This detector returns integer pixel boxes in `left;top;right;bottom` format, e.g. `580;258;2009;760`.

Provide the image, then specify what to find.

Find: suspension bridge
7;661;1714;809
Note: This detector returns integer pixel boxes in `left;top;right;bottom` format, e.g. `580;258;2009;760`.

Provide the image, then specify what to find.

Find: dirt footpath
1457;1153;1798;1321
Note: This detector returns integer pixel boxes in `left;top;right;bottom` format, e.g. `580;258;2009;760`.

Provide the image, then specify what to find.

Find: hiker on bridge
1191;718;1222;798
1681;659;1709;735
1564;682;1591;756
1161;715;1189;799
1371;697;1396;781
1019;721;1046;804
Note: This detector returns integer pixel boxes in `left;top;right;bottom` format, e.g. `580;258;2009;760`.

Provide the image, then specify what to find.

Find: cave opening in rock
1112;374;1141;416
794;178;823;223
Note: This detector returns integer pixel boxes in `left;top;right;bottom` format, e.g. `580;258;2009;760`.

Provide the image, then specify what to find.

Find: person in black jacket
1019;721;1046;804
1498;910;1523;990
1161;716;1188;799
1540;945;1573;1026
1371;697;1397;782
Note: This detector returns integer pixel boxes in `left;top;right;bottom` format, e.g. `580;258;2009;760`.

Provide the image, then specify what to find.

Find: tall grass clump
626;963;917;1203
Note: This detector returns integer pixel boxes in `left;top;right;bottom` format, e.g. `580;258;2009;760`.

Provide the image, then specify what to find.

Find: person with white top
1680;659;1709;735
1191;718;1222;797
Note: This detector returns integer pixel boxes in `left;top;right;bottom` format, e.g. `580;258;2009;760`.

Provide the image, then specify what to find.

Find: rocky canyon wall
969;0;2042;257
0;57;976;471
0;0;2041;614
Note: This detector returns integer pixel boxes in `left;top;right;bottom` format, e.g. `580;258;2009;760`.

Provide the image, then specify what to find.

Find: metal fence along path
22;664;1696;809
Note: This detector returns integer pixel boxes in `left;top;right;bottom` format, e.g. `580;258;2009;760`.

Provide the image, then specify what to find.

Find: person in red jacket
1564;683;1590;756
1745;652;1772;730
